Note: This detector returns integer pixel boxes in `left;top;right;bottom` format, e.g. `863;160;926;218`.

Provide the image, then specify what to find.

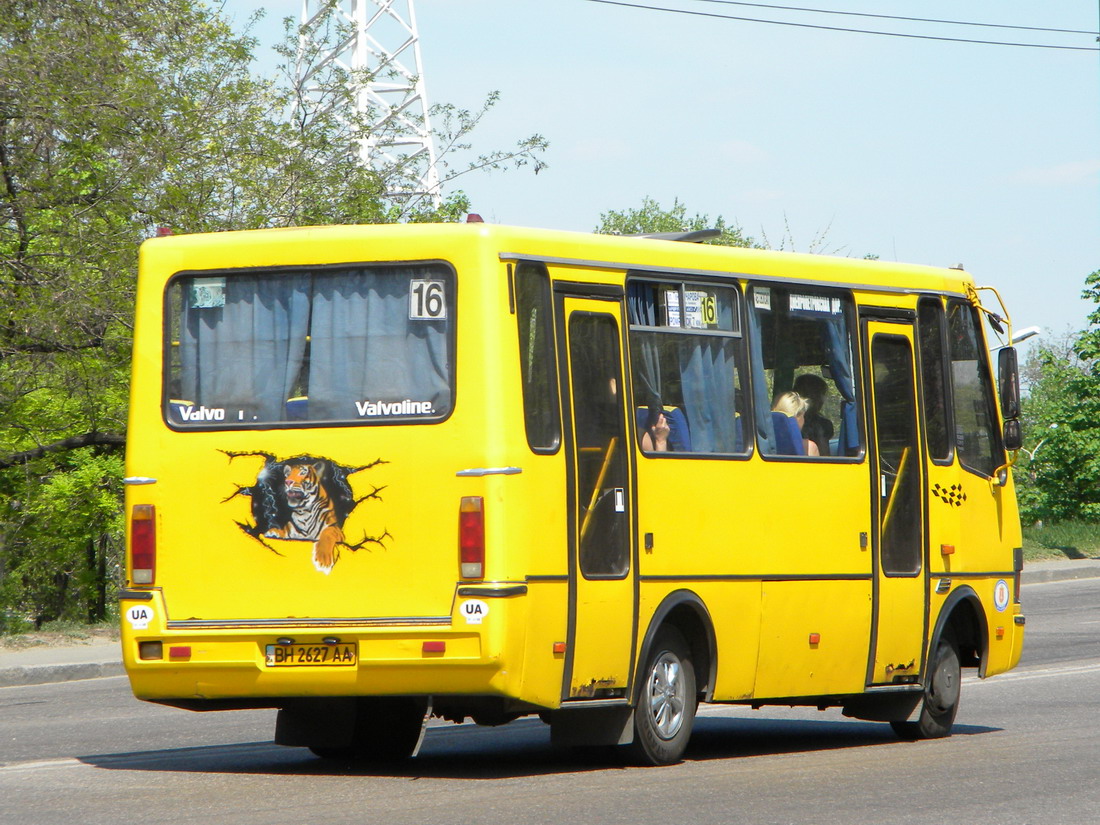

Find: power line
690;1;1099;37
583;0;1100;51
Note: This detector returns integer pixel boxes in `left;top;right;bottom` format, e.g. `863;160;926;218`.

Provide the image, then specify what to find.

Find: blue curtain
309;267;451;420
628;283;741;453
180;274;311;422
820;314;859;454
677;301;739;453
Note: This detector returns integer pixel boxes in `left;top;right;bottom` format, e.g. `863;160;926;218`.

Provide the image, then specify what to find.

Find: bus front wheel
891;632;961;740
629;627;697;766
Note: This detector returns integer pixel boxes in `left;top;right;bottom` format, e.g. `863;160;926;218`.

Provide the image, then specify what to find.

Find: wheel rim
646;651;687;740
927;644;960;715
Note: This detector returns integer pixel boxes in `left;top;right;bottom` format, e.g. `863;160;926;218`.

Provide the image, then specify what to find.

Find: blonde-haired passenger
772;391;820;457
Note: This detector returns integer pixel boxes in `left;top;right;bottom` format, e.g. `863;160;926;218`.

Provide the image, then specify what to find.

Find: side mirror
998;346;1020;420
1003;418;1022;452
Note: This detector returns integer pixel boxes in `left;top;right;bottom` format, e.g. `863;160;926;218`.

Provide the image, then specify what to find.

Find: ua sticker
994;579;1011;612
126;604;154;630
460;599;489;625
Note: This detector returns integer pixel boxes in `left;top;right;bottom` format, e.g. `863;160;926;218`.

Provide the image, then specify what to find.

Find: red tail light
131;504;156;585
459;496;484;579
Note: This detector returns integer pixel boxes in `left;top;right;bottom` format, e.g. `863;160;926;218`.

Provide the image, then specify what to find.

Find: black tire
629;627;697;766
310;697;426;762
891;632;961;740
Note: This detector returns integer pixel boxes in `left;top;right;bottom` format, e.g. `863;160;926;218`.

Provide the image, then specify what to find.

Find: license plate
265;643;357;667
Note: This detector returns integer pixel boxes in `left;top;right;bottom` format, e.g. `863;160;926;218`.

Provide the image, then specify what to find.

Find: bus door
863;319;927;686
556;292;636;701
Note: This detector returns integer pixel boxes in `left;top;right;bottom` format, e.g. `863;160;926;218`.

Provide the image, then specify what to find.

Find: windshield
165;264;454;428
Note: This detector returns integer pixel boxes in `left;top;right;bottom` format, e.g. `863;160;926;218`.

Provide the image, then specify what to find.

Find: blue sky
229;1;1099;351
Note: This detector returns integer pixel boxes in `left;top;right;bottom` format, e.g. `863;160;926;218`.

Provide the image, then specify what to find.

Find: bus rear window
165;264;454;428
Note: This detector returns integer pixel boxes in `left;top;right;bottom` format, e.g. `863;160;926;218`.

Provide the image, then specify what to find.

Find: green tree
595;196;755;247
1015;269;1100;524
1076;269;1100;362
0;0;545;630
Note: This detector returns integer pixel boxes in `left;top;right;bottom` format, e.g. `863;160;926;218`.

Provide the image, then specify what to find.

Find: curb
0;661;125;688
1021;563;1100;586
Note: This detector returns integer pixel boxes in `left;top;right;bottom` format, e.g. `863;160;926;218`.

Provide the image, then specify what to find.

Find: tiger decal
262;462;345;573
224;451;390;574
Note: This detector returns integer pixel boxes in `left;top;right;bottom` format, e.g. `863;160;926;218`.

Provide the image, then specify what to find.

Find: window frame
916;296;955;466
945;298;1004;479
626;274;752;460
870;332;924;577
746;280;864;463
513;260;562;454
161;260;458;432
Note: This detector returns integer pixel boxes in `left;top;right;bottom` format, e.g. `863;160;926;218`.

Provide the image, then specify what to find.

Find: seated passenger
641;411;670;452
793;374;833;457
637;404;693;453
772;391;820;457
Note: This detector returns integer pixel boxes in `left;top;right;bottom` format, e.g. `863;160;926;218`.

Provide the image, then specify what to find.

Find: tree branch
0;431;126;470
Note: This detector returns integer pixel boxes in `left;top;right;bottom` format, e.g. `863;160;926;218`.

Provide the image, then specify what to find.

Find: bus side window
627;280;749;456
747;285;860;459
917;297;951;462
514;262;561;452
946;300;1001;477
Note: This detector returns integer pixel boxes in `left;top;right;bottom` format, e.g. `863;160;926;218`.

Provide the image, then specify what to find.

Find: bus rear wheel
891;632;961;740
309;697;426;762
629;627;696;766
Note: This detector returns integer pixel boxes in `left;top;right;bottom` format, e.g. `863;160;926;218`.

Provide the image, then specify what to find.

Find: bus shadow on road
77;715;1001;779
686;715;999;761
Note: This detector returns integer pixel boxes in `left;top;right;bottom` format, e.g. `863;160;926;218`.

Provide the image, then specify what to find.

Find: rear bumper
119;588;526;703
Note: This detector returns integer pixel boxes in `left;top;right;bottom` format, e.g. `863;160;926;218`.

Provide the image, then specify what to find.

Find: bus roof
141;222;976;298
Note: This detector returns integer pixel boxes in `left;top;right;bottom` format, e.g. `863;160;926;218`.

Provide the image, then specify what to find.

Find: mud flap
842;692;922;723
275;697;357;748
549;705;634;747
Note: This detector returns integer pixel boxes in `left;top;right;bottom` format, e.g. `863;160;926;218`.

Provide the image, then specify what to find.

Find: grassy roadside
1022;520;1100;562
0;620;119;651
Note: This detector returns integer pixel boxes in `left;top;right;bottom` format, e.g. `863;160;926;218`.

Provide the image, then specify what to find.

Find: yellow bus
121;222;1025;765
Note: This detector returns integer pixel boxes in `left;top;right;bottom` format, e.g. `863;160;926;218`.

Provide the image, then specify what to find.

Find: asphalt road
2;579;1098;825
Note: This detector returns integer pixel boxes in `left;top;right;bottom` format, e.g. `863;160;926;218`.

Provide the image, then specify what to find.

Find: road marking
966;662;1100;686
0;743;279;774
0;758;83;773
0;674;128;692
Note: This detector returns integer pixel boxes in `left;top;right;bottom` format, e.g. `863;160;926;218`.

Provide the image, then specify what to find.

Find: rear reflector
459;496;485;579
131;504;156;585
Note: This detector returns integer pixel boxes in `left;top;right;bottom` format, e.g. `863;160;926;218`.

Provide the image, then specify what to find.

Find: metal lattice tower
298;0;441;210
